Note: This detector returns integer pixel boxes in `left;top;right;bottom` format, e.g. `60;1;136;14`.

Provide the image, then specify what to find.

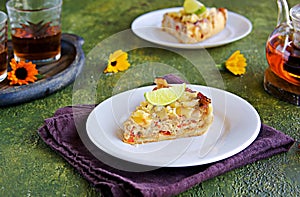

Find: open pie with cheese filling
122;78;213;144
161;7;227;44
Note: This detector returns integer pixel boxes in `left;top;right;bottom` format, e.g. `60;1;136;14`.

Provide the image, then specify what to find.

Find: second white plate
86;85;261;167
131;7;252;49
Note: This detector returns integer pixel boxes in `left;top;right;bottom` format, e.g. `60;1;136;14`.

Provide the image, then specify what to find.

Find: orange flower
7;59;39;85
225;50;247;75
104;50;130;73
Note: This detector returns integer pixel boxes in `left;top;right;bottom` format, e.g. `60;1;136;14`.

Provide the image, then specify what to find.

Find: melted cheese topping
129;91;201;128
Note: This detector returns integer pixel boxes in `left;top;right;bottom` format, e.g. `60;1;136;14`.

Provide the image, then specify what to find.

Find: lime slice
183;0;205;14
195;6;206;15
145;83;186;106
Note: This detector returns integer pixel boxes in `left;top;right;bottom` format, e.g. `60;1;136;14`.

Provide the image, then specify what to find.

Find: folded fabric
38;104;294;197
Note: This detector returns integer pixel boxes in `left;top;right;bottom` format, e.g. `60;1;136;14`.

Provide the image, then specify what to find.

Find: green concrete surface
0;0;299;196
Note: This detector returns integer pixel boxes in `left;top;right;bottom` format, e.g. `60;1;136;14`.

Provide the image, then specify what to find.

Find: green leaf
35;73;45;80
215;63;226;71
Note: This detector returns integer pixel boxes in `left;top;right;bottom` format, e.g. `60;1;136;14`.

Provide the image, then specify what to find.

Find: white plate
86;85;261;167
131;7;252;49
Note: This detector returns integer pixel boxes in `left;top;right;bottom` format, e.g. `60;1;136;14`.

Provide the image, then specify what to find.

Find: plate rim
86;85;261;167
131;7;253;49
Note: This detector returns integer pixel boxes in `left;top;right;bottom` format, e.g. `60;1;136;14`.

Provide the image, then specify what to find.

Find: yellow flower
7;59;39;85
104;50;130;73
225;50;247;75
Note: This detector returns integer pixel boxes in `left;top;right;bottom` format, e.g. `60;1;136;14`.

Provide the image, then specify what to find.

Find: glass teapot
264;0;300;105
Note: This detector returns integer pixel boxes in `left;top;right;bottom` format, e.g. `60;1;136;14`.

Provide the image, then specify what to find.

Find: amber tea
0;45;7;76
266;34;300;86
12;24;61;62
0;11;7;82
6;0;62;64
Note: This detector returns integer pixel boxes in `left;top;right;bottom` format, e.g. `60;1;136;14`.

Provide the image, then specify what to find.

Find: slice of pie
161;1;227;44
122;78;213;144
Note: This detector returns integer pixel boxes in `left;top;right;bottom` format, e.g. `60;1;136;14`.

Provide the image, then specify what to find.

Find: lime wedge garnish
183;0;205;14
195;6;206;15
145;83;186;106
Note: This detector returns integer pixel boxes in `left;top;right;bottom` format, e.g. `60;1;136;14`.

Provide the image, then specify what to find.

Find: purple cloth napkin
38;104;295;197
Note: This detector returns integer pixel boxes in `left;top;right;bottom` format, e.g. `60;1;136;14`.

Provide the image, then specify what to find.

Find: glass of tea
0;11;8;82
6;0;62;64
